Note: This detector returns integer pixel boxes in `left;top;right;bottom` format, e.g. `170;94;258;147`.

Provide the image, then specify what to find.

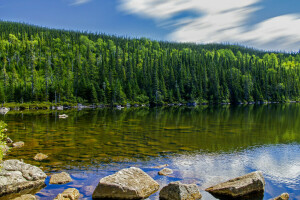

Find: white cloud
119;0;300;51
71;0;91;6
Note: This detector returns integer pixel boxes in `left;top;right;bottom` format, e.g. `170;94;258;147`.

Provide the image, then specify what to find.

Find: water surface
1;104;300;199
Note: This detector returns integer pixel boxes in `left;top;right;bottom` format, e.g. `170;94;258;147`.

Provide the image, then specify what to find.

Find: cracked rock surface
92;167;160;199
0;160;47;197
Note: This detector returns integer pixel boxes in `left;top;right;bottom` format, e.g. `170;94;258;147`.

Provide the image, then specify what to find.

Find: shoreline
1;100;299;112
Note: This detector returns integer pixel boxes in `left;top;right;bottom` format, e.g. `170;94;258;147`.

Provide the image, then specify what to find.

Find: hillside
0;21;300;105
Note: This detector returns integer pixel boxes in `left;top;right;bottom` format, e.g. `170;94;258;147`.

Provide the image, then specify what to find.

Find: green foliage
0;21;300;105
0;121;7;162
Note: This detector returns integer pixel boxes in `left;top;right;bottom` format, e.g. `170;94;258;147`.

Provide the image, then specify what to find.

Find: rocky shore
0;158;290;200
0;133;291;200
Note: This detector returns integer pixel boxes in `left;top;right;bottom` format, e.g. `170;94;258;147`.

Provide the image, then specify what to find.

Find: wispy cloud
119;0;300;51
71;0;91;6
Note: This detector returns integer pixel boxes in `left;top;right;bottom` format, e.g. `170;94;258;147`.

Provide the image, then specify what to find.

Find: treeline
0;21;300;105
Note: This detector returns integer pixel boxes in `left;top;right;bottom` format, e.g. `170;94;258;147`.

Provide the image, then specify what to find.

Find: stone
151;164;168;169
205;171;265;198
12;141;24;148
273;193;289;200
159;181;202;200
54;188;80;200
158;168;173;176
13;194;36;200
33;153;48;161
6;137;13;144
49;172;72;184
92;167;160;199
59;114;68;119
0;107;10;115
0;160;46;198
57;106;64;111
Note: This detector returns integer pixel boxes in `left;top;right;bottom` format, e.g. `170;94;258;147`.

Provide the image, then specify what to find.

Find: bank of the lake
1;104;300;199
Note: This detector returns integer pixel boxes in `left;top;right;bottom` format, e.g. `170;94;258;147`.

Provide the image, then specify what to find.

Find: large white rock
92;167;160;199
159;181;202;200
0;160;46;198
205;171;265;198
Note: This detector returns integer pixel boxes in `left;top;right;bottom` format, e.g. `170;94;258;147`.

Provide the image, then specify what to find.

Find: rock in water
159;181;202;200
205;171;265;198
151;164;168;169
0;107;10;115
158;168;173;176
12;141;24;148
0;160;46;198
92;167;160;199
59;114;68;119
50;172;72;184
54;188;80;200
273;193;289;200
33;153;48;161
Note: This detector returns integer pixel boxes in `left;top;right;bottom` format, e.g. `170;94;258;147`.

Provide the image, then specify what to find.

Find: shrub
0;121;7;162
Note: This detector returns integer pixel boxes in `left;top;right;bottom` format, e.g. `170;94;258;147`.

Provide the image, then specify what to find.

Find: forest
0;21;300;105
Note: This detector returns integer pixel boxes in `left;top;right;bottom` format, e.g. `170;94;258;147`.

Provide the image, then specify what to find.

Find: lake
1;104;300;200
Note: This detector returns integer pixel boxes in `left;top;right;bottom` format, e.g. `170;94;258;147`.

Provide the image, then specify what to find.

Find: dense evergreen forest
0;21;300;105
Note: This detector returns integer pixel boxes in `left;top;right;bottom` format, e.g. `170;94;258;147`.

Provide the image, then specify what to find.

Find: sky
0;0;300;52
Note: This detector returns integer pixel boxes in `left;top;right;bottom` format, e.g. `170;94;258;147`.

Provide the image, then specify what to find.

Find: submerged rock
158;168;173;176
12;141;24;148
59;114;68;119
92;167;160;199
151;164;168;169
0;160;46;198
205;171;265;198
13;194;36;200
54;188;80;200
273;193;289;200
33;153;48;161
49;172;72;184
159;181;202;200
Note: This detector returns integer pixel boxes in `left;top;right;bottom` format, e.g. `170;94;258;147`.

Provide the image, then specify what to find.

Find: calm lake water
1;104;300;200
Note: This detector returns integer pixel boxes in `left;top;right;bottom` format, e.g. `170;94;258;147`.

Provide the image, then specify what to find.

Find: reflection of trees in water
1;104;300;171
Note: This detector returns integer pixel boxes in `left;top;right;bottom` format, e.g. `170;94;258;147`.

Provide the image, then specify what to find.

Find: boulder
49;172;72;184
159;181;202;200
54;188;80;200
13;194;36;200
273;193;289;200
205;171;265;198
158;168;173;176
12;141;24;148
33;153;48;161
0;160;46;198
92;167;160;199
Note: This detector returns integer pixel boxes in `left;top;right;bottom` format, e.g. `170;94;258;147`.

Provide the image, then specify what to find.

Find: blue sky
0;0;300;52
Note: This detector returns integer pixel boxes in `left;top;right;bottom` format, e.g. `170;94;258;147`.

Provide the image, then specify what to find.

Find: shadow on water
0;104;299;199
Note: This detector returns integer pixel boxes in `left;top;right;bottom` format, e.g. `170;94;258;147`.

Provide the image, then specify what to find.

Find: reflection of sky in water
169;144;300;199
36;144;300;200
